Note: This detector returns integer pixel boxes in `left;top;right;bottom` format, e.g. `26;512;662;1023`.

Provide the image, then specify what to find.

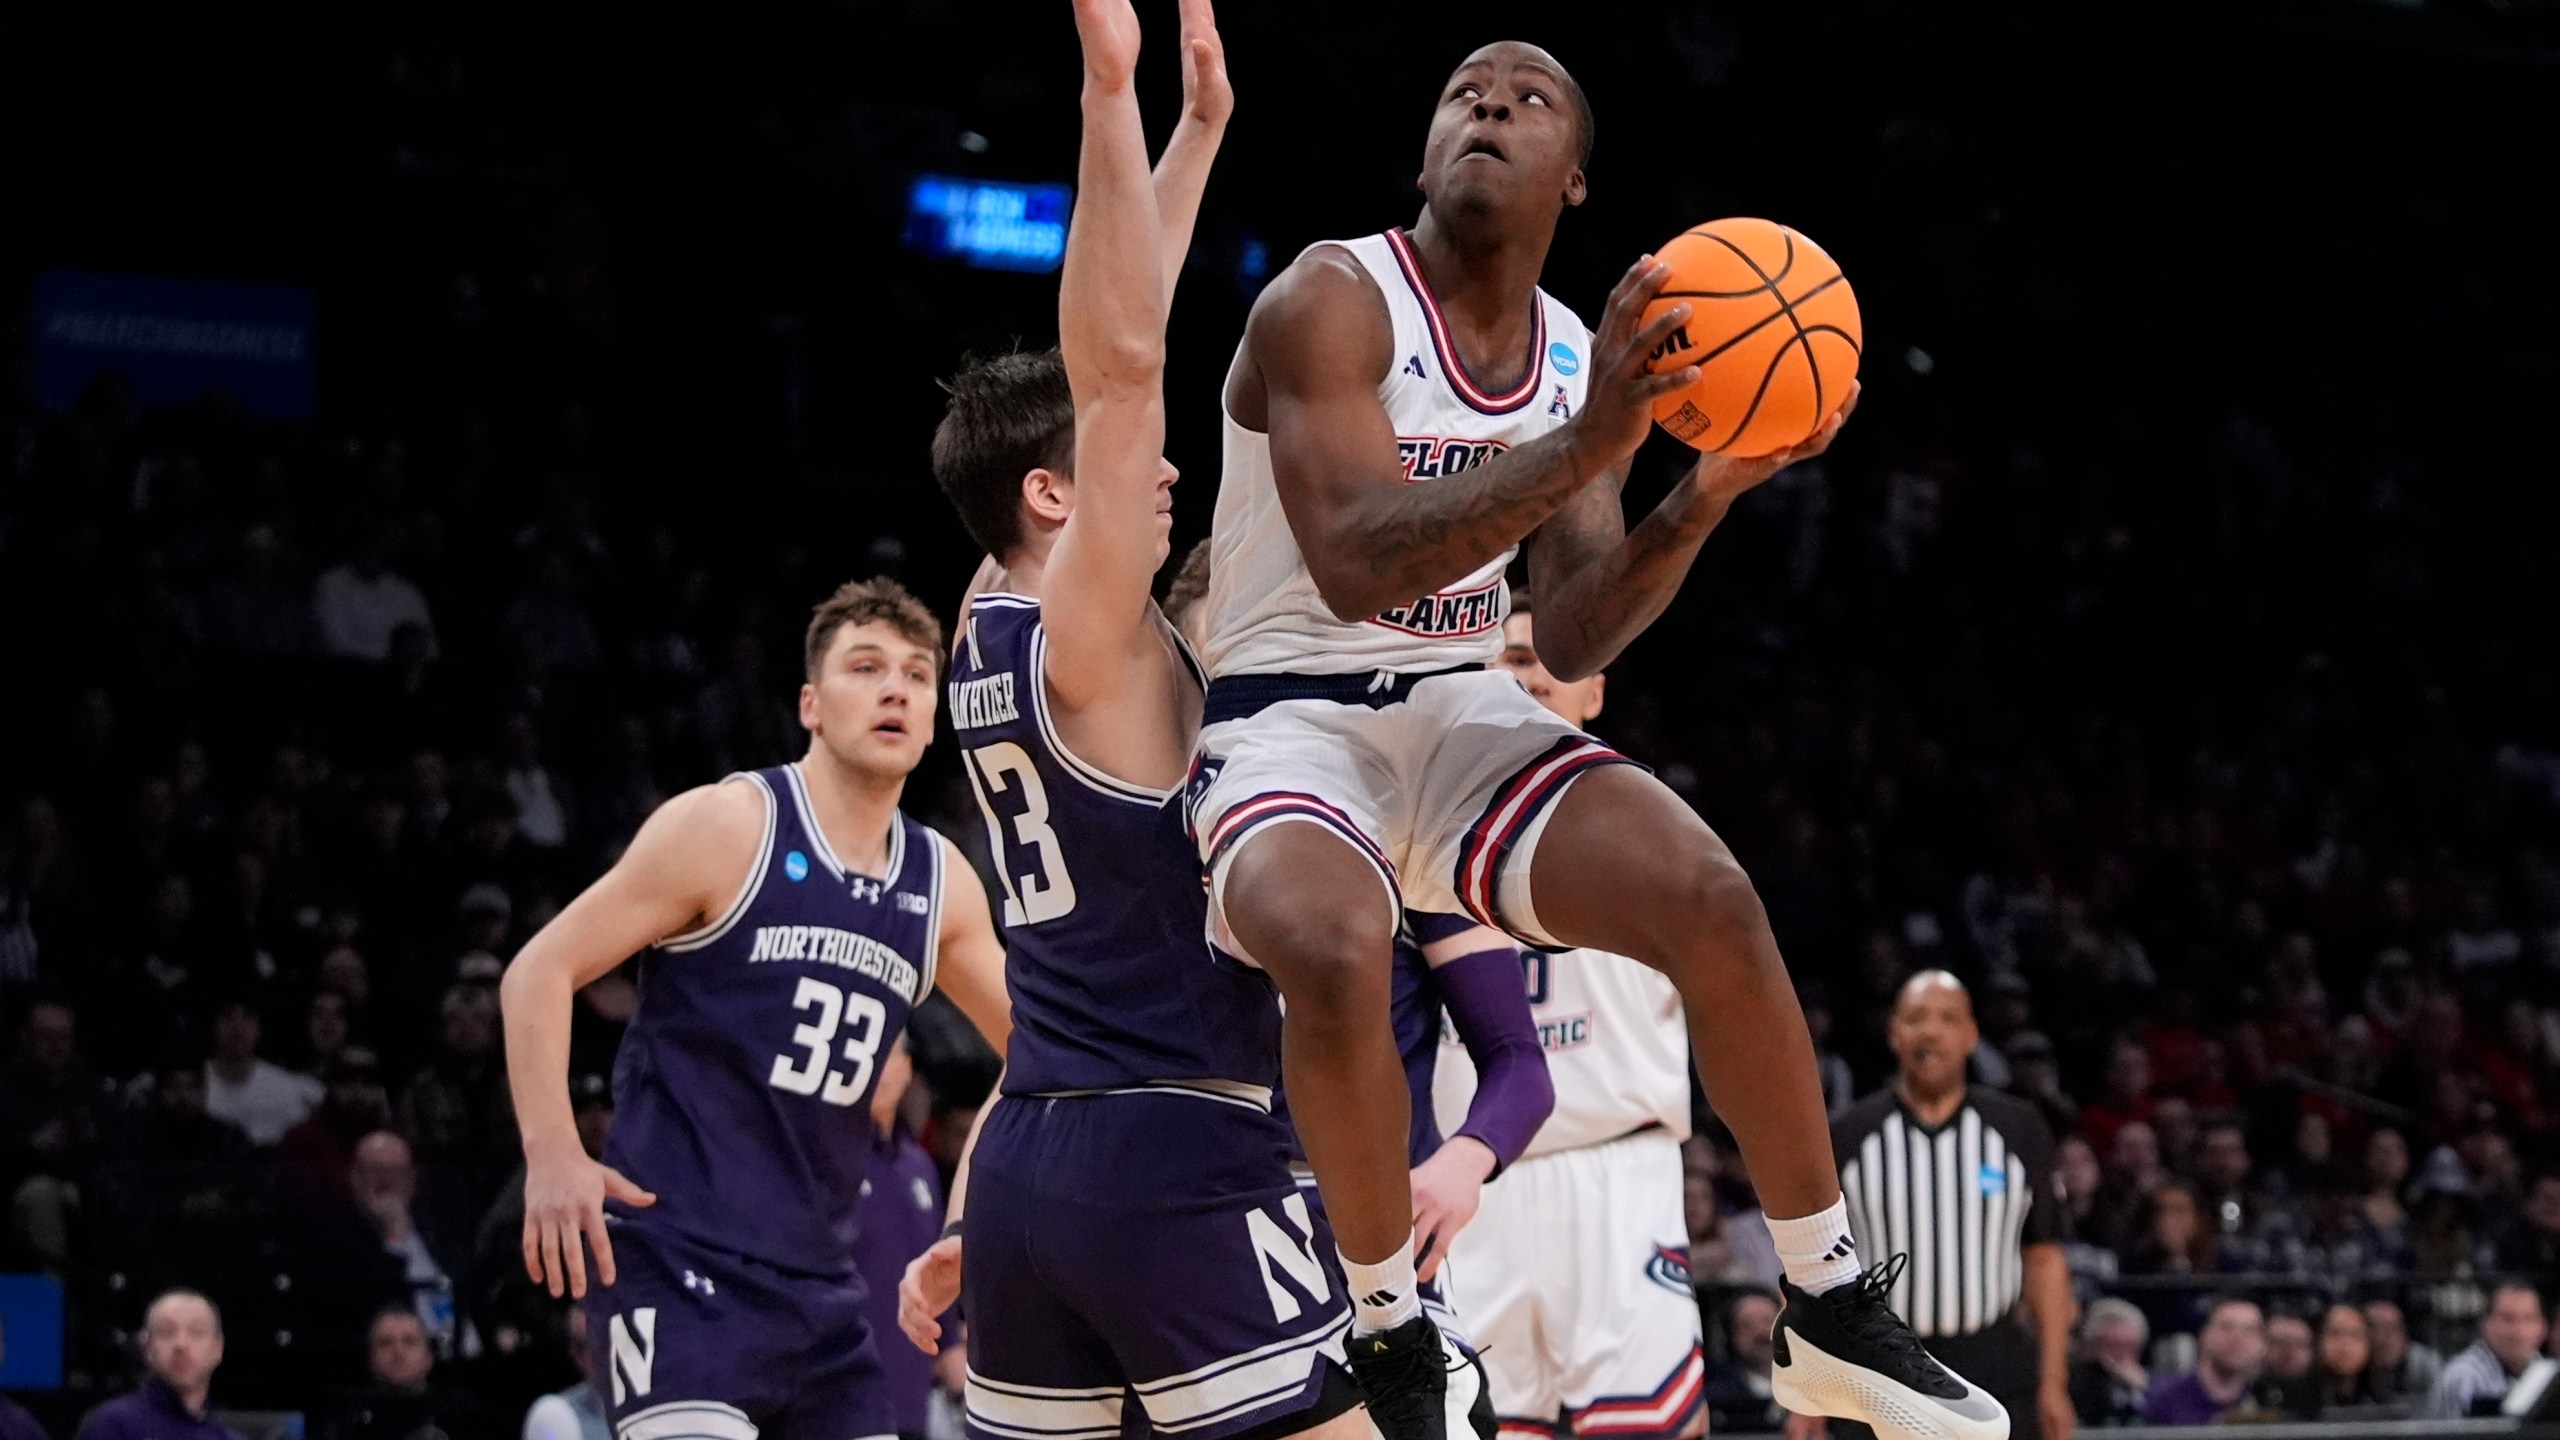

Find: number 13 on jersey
965;741;1078;925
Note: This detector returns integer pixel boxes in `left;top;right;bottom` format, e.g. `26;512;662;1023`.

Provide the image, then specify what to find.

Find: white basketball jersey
1436;947;1692;1162
1203;229;1594;678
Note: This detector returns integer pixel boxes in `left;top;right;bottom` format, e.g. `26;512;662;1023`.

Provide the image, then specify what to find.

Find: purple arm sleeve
1434;946;1555;1175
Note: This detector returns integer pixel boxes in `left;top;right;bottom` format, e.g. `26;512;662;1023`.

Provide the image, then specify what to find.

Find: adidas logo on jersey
1403;355;1427;378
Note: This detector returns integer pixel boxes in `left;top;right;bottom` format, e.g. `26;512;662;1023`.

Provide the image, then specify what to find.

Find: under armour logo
848;878;883;904
682;1269;716;1297
1403;355;1427;379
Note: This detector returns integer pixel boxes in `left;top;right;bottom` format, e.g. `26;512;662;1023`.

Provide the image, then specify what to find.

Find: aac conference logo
1547;341;1580;376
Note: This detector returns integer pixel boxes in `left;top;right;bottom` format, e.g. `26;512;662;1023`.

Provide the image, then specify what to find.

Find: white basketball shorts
1186;669;1630;951
1442;1128;1705;1440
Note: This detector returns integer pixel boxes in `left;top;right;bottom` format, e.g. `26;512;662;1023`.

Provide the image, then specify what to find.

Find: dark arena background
4;0;2560;1433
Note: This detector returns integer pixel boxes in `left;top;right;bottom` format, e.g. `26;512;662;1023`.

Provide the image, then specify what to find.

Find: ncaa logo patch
1979;1163;2008;1196
1548;341;1580;376
784;851;810;882
1645;1243;1694;1298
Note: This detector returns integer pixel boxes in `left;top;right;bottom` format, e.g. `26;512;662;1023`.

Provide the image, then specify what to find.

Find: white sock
1341;1235;1423;1334
1766;1198;1863;1294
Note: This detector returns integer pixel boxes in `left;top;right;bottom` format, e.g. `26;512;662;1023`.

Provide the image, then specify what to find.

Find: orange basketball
1641;218;1862;457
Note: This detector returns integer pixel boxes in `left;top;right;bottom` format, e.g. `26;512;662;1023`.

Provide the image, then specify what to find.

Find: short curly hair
804;576;945;680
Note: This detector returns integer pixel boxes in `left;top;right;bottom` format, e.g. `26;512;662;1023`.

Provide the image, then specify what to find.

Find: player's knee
1644;851;1770;967
1231;894;1390;1017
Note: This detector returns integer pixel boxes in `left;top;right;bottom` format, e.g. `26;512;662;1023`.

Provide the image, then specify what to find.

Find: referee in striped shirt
1791;972;2078;1440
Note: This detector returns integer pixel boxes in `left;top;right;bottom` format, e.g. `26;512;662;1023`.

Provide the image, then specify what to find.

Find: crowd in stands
6;348;2556;1433
5;0;2556;1434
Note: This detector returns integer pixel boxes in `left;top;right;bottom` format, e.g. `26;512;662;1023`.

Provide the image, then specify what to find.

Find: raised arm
1149;0;1230;299
500;780;763;1297
1242;252;1698;622
1526;383;1859;681
1039;0;1226;715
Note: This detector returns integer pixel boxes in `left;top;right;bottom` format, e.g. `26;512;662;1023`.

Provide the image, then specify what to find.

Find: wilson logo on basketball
1647;325;1693;364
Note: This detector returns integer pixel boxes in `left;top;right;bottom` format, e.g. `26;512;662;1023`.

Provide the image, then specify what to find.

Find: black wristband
940;1218;965;1242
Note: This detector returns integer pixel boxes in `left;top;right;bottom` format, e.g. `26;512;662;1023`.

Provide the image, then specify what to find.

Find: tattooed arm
1232;249;1698;623
1527;383;1860;681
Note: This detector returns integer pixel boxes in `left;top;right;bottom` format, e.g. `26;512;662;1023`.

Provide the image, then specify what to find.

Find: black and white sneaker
1347;1316;1452;1440
1772;1257;2009;1440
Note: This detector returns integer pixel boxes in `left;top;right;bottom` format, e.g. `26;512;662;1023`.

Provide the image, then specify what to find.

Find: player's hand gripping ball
1642;218;1861;458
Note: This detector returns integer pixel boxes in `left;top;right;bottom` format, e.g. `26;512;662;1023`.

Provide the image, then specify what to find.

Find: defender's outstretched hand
1071;0;1142;93
1176;0;1231;133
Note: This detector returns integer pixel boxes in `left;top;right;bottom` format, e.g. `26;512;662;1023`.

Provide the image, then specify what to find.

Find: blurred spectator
2142;1296;2266;1425
2256;1312;2316;1416
2352;1129;2418;1271
399;984;516;1163
1684;1140;1745;1284
306;989;359;1075
2004;1032;2077;1139
1705;1289;1783;1433
2191;1117;2273;1240
2080;1041;2154;1156
2486;1170;2560;1304
315;530;436;664
2068;1298;2149;1428
2148;1098;2200;1182
1692;1130;1780;1291
522;1306;608;1440
349;1131;473;1356
498;716;570;852
2362;1298;2443;1407
2429;1281;2549;1418
2303;1303;2381;1415
76;1290;241;1440
2088;1122;2163;1257
122;1059;251;1164
280;1054;392;1203
316;1306;494;1440
1;999;105;1271
2128;1184;2212;1279
203;998;322;1146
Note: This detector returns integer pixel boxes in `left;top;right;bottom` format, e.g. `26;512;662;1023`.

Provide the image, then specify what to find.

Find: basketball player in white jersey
1190;39;2004;1440
1434;594;1703;1440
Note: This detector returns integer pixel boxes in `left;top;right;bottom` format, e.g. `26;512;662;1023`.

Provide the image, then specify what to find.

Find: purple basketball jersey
604;763;944;1275
950;594;1281;1096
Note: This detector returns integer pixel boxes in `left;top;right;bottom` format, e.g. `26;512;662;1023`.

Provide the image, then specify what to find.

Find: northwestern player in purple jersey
499;579;1013;1440
895;6;1383;1440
